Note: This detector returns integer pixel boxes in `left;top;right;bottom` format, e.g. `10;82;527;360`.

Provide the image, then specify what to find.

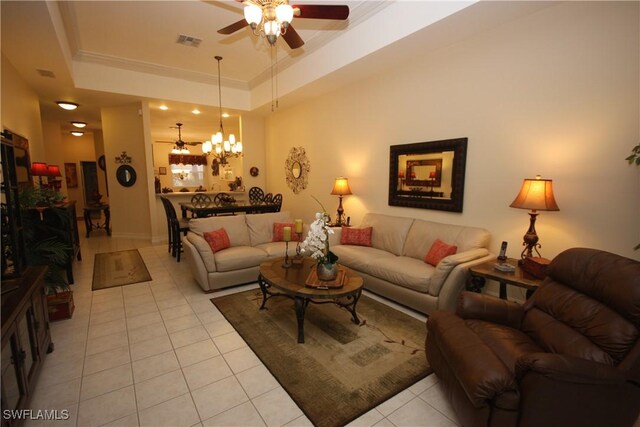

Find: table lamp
30;162;49;186
331;177;352;227
509;175;559;261
47;164;63;191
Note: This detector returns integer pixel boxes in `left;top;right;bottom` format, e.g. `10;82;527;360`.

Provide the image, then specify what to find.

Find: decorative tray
305;267;346;289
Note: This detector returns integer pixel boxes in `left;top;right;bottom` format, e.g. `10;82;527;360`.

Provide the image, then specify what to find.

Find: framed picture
65;163;78;188
159;167;167;175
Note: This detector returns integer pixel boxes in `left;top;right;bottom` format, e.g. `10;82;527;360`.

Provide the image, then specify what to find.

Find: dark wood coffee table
258;257;364;343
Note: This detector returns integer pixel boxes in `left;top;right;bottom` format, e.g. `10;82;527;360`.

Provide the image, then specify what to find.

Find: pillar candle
294;219;303;234
283;226;292;242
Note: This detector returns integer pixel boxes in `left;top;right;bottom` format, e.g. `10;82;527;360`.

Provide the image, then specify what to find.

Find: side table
468;258;543;300
84;204;111;237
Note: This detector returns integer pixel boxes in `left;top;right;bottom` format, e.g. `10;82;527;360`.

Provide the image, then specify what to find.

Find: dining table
179;201;280;218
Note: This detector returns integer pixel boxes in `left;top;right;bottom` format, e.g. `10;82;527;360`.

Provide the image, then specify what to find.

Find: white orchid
300;211;338;265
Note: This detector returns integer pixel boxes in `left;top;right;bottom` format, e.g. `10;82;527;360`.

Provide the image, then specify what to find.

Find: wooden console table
468;258;543;300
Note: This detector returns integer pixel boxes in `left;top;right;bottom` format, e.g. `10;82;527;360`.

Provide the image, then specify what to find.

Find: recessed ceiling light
70;121;87;128
56;101;79;110
192;109;201;115
222;113;230;118
70;131;84;137
159;105;169;111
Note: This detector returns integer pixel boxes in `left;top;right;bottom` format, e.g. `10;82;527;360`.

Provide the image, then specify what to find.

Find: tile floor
25;228;461;427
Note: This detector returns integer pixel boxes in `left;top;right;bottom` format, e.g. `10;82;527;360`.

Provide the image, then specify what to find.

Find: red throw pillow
272;223;301;242
424;239;457;266
203;228;231;253
340;226;372;247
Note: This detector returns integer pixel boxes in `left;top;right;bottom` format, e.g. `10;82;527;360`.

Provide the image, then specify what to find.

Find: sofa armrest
434;249;494;311
457;291;524;329
516;353;632;386
328;226;342;248
186;232;217;273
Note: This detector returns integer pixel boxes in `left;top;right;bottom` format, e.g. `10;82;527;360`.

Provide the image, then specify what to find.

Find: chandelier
202;56;242;165
243;0;294;46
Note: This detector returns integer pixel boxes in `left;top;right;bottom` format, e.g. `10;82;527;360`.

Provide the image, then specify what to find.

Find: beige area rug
92;249;152;291
212;290;431;427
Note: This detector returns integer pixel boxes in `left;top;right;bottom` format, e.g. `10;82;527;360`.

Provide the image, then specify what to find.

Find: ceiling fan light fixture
244;4;262;27
202;141;212;154
276;4;293;25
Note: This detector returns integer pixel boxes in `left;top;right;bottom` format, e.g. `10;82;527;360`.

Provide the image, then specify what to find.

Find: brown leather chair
426;248;640;427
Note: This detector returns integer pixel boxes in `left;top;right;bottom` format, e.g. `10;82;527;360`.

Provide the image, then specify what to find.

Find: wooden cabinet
1;267;52;426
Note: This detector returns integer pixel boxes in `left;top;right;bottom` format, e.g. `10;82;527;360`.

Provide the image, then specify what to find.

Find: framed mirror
389;138;467;212
285;146;310;194
116;164;137;187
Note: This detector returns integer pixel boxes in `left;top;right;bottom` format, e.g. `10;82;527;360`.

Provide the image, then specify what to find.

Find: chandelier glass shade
243;1;294;46
202;56;243;164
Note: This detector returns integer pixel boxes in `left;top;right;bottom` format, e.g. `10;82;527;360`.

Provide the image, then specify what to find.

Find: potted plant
21;187;74;320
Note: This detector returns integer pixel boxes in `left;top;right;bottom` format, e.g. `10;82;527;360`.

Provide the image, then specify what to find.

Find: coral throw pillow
340;226;373;247
272;223;301;242
425;239;457;266
203;228;231;253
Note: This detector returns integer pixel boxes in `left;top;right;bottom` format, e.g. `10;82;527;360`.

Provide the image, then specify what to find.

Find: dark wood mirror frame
116;164;137;187
388;137;467;212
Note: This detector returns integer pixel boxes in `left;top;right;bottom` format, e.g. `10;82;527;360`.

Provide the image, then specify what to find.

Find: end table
468;258;543;300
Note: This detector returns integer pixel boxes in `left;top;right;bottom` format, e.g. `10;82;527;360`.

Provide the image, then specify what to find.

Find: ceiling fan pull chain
275;43;279;109
271;45;275;112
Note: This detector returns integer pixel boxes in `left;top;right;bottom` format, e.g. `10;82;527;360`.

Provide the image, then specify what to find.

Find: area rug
92;249;152;291
212;290;431;427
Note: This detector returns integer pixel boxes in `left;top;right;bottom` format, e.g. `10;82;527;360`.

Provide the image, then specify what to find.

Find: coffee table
258;257;364;343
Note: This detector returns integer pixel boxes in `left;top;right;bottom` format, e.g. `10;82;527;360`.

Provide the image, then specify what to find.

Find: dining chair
263;193;274;204
160;196;189;262
191;193;211;208
249;187;265;205
272;193;283;212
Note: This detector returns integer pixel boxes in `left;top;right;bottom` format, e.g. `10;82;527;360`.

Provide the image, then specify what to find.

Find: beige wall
265;2;640;261
1;55;45;161
101;103;151;239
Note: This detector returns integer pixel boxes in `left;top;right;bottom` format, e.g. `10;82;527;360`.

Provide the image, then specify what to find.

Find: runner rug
92;249;151;291
212;290;431;427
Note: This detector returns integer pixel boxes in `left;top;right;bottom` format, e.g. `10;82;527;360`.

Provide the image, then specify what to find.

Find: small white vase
317;263;338;281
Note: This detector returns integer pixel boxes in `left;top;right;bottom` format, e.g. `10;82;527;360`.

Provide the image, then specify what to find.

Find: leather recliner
426;248;640;427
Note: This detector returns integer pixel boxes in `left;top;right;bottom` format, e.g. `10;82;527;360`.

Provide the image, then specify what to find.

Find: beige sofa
329;213;493;314
183;212;298;291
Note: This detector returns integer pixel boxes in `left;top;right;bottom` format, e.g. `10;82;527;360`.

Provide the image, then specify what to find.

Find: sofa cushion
273;223;301;242
255;242;298;258
203;228;231;253
404;219;489;259
361;213;414;256
341;226;372;246
246;212;292;246
366;256;434;294
215;246;269;272
424;239;457;266
331;245;395;273
189;215;250;247
186;232;216;272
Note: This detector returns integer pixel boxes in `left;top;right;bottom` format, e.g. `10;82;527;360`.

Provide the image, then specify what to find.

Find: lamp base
520;211;542;262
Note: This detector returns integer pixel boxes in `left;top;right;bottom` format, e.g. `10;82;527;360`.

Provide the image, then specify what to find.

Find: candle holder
282;241;292;268
292;240;304;265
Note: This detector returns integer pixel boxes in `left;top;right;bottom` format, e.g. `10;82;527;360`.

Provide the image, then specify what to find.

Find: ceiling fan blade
218;19;249;35
282;25;304;49
155;140;175;144
293;5;349;20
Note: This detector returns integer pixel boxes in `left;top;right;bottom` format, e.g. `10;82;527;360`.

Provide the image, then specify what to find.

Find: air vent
36;69;56;78
176;34;202;47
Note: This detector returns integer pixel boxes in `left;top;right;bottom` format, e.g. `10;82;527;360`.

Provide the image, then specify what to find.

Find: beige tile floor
25;228;460;427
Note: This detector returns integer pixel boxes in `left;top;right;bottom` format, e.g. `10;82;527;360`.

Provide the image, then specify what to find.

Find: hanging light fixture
170;123;190;155
243;1;294;46
202;56;242;165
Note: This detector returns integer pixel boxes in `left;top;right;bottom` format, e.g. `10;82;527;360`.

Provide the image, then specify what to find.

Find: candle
283;226;292;242
294;219;303;234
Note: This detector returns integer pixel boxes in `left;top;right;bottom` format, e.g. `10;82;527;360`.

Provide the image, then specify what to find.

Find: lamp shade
331;177;353;196
47;165;62;177
30;162;49;176
510;176;559;211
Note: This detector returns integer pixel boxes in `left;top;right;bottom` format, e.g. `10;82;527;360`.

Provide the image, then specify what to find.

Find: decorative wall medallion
115;151;132;164
285;146;310;194
250;166;259;177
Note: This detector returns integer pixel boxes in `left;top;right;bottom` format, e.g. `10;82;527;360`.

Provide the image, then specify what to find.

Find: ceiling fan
218;0;350;49
155;123;202;154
